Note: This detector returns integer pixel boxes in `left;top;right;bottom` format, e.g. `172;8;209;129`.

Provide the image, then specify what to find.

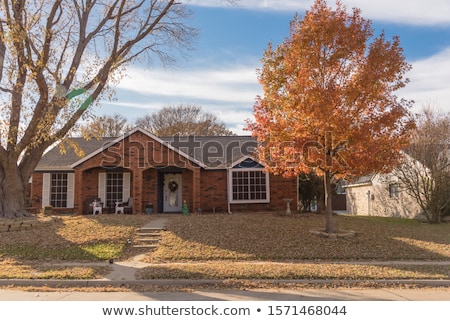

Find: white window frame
99;171;131;207
228;168;270;204
42;172;74;208
389;183;399;199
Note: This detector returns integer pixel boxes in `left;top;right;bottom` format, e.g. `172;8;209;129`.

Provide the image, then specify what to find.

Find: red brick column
133;169;143;214
192;167;201;211
74;169;84;214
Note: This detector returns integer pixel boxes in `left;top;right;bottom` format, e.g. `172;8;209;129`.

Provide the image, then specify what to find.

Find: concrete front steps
132;227;163;249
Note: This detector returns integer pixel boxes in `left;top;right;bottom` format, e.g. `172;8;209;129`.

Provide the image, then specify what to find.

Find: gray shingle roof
163;135;257;168
35;131;258;171
35;137;116;171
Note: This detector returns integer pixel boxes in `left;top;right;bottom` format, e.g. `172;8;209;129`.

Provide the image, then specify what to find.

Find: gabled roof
163;135;258;169
344;174;376;188
70;127;206;168
35;137;116;171
35;127;260;171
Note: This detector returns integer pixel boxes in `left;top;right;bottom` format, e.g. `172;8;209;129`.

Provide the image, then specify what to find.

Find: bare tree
135;104;235;136
0;0;197;217
78;113;131;137
394;106;450;223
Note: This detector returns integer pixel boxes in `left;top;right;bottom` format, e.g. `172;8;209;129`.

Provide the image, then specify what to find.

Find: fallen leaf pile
137;261;448;280
150;213;450;261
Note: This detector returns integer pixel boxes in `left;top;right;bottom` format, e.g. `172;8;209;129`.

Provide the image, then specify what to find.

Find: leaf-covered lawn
137;262;449;280
0;258;108;279
0;215;152;261
0;213;449;281
149;214;450;261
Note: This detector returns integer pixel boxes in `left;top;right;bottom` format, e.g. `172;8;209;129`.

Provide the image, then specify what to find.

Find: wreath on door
168;180;179;192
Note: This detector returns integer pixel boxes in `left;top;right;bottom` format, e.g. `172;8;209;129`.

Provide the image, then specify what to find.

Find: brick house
30;127;297;214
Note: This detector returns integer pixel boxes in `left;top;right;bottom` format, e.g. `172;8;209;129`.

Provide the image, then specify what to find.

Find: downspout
227;167;232;214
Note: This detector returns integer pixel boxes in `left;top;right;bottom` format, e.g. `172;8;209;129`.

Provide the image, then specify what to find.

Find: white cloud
186;0;311;11
399;47;450;112
116;66;261;105
187;0;450;26
343;0;450;26
103;65;262;135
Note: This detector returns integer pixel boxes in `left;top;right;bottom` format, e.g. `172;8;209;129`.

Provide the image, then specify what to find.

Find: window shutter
123;172;131;201
42;173;50;207
67;173;75;208
98;172;106;203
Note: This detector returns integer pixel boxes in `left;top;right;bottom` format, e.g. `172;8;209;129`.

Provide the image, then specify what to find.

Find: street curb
0;278;449;288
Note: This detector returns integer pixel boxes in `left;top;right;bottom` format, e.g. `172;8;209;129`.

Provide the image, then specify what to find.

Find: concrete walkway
103;215;170;281
1;287;450;301
141;214;170;230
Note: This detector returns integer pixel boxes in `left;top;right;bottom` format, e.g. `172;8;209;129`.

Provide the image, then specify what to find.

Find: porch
76;166;200;214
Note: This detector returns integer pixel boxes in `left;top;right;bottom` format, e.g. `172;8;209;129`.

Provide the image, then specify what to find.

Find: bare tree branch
0;0;197;217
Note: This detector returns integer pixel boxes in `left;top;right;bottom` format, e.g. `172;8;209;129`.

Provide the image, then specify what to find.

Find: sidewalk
1;287;449;301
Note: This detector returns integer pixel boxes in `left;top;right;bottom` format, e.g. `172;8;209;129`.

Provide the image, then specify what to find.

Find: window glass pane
231;170;267;202
106;172;123;206
389;183;399;198
50;173;68;208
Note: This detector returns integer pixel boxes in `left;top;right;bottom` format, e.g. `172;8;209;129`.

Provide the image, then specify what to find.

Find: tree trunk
0;161;29;218
324;170;335;233
430;207;442;224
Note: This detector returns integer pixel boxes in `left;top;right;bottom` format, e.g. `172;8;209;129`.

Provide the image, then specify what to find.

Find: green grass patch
1;243;125;261
81;243;126;260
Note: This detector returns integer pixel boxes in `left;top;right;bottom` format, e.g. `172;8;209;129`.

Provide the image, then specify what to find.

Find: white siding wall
346;174;423;219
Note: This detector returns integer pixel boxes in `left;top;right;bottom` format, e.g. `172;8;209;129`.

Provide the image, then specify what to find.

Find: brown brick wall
267;173;298;211
199;169;228;212
142;168;159;212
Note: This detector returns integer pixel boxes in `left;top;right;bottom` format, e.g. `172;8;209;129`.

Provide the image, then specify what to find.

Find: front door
163;173;182;212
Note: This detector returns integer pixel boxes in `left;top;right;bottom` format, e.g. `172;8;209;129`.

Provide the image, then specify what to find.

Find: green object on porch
182;200;189;216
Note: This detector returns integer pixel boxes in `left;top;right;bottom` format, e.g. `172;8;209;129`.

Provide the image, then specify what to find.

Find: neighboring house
30;127;297;214
345;173;423;219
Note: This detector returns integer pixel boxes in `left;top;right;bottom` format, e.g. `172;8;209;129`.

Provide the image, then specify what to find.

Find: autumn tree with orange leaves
247;0;415;233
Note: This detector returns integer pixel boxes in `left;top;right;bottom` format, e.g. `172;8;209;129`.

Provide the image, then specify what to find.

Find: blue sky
100;0;450;135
